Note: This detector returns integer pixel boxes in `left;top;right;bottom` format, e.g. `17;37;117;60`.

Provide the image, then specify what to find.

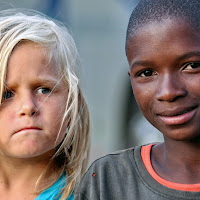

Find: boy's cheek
133;91;156;126
132;86;153;109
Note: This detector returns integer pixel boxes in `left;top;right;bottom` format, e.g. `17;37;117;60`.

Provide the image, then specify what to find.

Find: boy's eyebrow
130;51;200;69
130;61;153;69
177;51;200;61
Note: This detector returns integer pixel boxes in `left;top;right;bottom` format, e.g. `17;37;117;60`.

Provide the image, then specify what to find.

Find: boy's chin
161;128;200;143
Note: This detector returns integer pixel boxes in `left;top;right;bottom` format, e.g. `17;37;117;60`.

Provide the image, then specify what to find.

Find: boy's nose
18;93;38;117
156;74;187;102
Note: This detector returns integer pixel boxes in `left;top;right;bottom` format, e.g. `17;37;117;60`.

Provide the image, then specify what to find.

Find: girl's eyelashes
183;62;200;70
3;90;14;100
37;87;52;94
2;87;53;100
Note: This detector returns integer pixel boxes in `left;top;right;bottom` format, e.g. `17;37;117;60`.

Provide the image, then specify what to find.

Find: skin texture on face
127;18;200;142
0;42;68;161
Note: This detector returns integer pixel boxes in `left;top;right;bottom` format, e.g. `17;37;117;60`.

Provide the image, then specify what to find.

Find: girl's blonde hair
0;9;90;199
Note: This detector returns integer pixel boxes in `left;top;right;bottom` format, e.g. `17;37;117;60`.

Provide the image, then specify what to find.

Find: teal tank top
35;172;74;200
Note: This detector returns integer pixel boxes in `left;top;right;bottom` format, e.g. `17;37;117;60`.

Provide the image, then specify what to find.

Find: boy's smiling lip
157;105;198;125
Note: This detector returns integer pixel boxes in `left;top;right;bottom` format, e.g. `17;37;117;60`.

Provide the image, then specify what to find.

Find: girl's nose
156;74;187;102
18;93;38;117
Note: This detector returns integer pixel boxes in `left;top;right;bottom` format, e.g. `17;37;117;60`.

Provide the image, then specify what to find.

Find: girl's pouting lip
0;42;69;159
14;127;42;135
0;8;90;199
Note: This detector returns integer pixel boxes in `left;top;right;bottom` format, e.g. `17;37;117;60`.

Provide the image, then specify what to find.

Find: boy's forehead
126;0;200;55
126;18;200;66
127;18;197;47
126;19;174;59
128;17;194;43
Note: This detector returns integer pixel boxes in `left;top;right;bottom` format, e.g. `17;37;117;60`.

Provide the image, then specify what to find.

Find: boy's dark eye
37;88;51;94
184;62;200;70
138;69;155;77
3;90;13;100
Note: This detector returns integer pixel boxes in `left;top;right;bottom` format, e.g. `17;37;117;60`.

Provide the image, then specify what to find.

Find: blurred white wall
69;0;133;161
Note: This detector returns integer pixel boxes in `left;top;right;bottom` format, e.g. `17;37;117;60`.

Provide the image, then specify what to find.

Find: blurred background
0;0;163;163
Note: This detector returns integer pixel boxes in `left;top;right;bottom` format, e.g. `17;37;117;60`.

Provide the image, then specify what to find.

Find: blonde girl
0;9;90;200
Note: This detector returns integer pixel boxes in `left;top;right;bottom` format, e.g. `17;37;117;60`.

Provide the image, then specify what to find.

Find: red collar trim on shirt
141;144;200;191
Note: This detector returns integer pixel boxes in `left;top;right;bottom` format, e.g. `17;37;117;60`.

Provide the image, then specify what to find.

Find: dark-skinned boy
75;1;200;199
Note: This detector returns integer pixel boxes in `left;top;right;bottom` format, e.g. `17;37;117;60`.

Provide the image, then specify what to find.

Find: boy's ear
128;71;130;76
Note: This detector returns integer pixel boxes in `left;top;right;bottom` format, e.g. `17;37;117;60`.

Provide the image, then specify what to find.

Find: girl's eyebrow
6;77;62;88
36;77;60;85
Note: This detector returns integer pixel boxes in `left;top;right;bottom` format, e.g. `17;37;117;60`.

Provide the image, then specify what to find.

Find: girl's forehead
11;42;60;69
6;42;62;81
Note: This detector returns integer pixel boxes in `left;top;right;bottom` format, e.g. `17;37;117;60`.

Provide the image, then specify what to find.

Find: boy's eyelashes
131;61;200;78
182;62;200;70
135;69;156;77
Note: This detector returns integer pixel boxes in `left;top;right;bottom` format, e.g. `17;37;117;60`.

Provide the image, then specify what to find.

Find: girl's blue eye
37;88;51;94
3;90;13;100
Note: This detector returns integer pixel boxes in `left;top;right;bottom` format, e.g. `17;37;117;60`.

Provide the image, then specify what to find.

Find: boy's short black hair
126;0;200;50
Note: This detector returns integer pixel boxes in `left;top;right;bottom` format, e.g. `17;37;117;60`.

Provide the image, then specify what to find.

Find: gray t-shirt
75;145;200;200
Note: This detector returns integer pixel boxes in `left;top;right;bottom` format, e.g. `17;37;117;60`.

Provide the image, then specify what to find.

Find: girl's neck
0;153;58;198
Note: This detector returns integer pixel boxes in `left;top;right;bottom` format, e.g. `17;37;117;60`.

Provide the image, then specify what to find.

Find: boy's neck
151;141;200;184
